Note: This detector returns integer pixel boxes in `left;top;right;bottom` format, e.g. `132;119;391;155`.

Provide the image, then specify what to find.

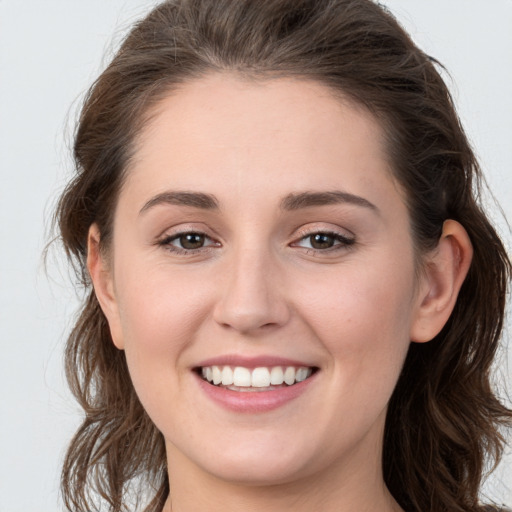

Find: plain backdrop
0;1;511;510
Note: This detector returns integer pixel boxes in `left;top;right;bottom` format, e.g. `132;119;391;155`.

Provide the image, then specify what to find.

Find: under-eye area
196;365;319;391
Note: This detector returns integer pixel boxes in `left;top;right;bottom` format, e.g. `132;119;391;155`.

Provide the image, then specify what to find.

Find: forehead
123;73;402;215
135;74;385;161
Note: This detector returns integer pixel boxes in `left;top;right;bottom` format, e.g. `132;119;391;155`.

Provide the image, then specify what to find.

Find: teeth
251;367;270;387
233;367;252;387
296;367;309;382
212;366;222;385
221;366;233;385
270;366;284;385
284;366;295;385
201;365;313;388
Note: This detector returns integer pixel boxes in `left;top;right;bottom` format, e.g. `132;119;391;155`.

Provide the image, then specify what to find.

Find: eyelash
292;230;356;253
157;232;219;255
157;229;355;256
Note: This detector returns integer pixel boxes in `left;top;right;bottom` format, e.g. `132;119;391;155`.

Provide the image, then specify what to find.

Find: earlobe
410;220;473;343
87;224;125;350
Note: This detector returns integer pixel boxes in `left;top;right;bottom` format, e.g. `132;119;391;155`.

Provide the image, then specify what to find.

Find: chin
168;429;321;486
204;455;313;487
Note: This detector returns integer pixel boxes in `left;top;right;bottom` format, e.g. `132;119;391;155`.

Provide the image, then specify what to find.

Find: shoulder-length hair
56;1;512;511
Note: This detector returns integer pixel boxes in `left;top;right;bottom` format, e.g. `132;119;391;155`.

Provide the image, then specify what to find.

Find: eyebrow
139;191;219;214
139;189;378;215
280;191;379;213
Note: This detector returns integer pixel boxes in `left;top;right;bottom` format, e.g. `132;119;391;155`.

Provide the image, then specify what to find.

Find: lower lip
194;372;317;413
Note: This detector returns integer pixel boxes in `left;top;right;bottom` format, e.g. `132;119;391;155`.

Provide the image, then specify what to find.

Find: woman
56;0;512;511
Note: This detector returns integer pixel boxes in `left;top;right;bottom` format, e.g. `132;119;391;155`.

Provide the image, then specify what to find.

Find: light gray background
0;1;510;510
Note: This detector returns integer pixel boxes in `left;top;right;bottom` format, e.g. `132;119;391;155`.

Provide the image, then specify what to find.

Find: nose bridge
213;239;289;333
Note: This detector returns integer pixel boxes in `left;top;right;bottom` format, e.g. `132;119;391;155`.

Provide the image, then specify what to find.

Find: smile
200;365;315;391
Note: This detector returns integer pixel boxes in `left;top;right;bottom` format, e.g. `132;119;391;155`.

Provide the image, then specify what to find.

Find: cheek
299;259;415;337
115;261;210;346
293;255;416;383
112;264;215;406
112;266;216;430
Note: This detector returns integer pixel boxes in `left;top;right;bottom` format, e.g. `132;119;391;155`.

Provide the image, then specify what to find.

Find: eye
306;233;337;250
158;231;219;253
175;232;207;250
294;231;355;251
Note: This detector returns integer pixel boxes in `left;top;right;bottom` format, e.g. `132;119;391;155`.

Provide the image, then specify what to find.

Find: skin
88;74;472;512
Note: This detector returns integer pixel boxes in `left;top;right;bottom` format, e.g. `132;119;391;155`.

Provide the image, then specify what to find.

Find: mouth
196;365;318;392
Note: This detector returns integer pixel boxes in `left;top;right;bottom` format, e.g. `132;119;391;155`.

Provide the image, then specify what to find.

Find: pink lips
193;354;318;413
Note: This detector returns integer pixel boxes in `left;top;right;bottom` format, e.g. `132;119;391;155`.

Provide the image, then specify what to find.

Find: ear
410;219;473;343
87;224;125;350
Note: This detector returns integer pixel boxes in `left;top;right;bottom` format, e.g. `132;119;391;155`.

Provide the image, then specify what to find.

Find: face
95;74;430;487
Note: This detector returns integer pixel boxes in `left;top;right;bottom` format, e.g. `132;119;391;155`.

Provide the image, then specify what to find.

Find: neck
163;480;401;512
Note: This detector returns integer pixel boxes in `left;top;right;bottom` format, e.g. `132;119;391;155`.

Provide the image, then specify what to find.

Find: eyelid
292;224;355;241
155;221;223;242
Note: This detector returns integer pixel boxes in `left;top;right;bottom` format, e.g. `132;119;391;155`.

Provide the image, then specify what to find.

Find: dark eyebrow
280;190;379;213
139;191;219;214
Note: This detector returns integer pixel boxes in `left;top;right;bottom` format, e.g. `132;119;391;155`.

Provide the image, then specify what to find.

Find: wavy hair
56;1;512;511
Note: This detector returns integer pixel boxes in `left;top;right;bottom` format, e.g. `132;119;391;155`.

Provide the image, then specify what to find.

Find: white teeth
284;366;295;385
270;366;284;385
221;366;234;385
201;365;314;388
212;366;222;385
233;367;252;387
251;367;271;387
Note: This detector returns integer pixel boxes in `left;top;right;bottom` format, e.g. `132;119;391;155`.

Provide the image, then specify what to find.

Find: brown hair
56;1;512;511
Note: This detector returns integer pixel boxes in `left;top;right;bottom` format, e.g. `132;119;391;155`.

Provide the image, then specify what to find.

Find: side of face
87;74;472;487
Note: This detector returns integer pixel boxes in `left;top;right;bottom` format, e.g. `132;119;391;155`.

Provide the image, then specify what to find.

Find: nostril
213;300;290;334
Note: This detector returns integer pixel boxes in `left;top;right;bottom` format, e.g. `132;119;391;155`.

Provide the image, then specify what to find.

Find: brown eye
159;231;219;254
293;230;355;252
309;233;336;249
178;233;205;249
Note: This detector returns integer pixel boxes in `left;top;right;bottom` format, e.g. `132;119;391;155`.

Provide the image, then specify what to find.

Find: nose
212;247;290;334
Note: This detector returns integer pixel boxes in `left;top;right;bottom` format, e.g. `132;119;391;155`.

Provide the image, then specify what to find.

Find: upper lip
195;354;318;369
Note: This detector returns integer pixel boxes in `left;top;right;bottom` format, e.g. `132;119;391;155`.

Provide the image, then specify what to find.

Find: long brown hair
56;1;512;511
